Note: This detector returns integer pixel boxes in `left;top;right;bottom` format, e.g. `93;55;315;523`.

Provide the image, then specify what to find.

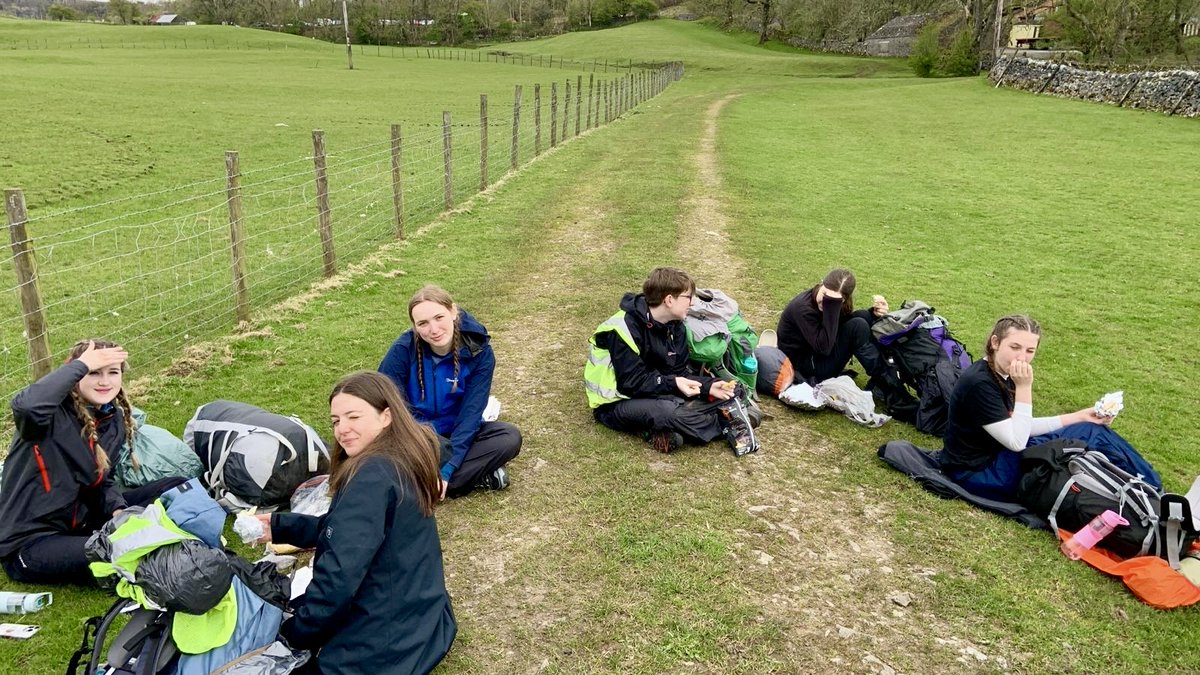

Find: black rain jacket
0;360;127;558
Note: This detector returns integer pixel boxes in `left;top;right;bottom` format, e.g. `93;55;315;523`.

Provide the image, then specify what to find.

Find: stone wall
989;55;1200;118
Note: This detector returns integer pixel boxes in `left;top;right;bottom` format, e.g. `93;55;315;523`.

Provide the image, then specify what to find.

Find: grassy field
0;17;612;401
3;15;1200;674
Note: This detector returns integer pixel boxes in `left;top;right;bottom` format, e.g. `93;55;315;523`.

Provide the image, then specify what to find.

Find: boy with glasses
585;267;755;455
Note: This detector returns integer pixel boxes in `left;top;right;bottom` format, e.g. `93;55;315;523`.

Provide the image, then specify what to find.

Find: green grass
0;17;606;400
3;15;1200;674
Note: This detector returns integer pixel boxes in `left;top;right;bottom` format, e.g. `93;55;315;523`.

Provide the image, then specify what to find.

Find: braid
450;324;462;393
70;390;109;477
116;390;140;470
415;338;426;401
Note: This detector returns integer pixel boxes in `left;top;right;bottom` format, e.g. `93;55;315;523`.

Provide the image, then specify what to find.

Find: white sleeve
983;402;1033;451
983;403;1065;450
1028;414;1065;437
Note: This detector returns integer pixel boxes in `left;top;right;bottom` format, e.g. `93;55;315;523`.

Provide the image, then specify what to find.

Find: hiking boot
647;430;683;454
475;466;510;491
719;397;760;457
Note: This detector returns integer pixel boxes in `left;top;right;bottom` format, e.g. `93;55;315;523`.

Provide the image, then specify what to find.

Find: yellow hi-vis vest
585;311;640;408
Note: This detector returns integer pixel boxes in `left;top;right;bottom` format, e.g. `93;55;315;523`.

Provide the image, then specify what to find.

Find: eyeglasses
676;293;693;301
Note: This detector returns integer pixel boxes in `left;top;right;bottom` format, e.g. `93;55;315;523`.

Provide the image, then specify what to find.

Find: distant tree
745;0;772;43
107;0;138;24
47;4;81;20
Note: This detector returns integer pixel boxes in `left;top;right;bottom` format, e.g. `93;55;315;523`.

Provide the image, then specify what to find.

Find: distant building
861;14;939;57
150;14;190;25
1184;18;1200;38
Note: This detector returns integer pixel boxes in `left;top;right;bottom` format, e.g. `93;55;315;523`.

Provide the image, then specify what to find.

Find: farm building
861;13;939;57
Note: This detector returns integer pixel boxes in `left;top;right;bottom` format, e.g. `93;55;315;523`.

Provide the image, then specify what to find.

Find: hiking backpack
871;301;971;436
184;400;330;511
1017;441;1198;568
67;599;178;675
685;289;760;392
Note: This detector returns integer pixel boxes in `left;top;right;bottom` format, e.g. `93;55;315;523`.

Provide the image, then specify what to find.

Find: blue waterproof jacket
379;310;494;481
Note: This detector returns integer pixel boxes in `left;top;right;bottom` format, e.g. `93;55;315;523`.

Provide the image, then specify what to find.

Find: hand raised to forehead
77;341;129;372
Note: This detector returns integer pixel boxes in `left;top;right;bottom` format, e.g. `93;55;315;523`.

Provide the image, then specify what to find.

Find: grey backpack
184;401;329;511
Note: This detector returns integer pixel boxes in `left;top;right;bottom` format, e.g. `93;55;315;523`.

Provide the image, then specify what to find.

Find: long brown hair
67;338;136;478
819;268;856;316
982;314;1042;407
328;371;440;516
408;285;462;400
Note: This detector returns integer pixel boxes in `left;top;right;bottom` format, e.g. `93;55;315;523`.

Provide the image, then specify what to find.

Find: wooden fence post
311;130;336;277
1036;63;1061;94
5;189;52;379
587;74;594;130
1168;75;1198;116
391;124;405;239
562;79;571;142
480;94;489;191
223;152;250;325
606;80;611;122
511;85;522;170
442;111;453;209
551;82;558;148
575;75;582;137
1117;75;1141;108
534;83;542;156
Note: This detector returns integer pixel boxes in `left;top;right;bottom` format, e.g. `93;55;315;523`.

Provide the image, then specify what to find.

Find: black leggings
1;476;188;586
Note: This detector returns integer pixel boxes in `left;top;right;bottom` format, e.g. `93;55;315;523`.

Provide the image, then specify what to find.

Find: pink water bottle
1061;509;1129;560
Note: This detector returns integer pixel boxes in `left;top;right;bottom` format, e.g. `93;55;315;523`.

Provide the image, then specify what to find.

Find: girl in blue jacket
379;285;522;499
258;372;456;675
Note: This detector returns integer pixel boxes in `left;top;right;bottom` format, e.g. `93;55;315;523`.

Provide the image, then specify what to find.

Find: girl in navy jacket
259;372;456;675
379;285;521;498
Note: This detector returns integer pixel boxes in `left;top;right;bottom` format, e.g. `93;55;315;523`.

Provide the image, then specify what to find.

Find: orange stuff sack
1059;530;1200;610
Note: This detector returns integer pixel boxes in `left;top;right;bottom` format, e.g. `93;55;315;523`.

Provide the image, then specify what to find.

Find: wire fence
2;62;685;409
0;35;657;73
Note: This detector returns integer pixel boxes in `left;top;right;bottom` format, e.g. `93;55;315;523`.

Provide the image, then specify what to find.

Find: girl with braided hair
939;315;1157;501
380;285;521;499
0;339;185;585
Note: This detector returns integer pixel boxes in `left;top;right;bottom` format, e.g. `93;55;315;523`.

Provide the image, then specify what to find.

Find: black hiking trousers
594;395;726;445
438;421;522;498
804;310;886;383
1;476;188;586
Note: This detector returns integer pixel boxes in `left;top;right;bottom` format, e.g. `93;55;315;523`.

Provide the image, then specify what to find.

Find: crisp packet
1094;391;1124;418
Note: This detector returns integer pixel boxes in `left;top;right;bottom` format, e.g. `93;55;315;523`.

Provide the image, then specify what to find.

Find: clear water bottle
1061;509;1129;560
0;591;52;614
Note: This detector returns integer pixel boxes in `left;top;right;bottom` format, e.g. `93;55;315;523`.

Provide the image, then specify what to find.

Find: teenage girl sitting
939;315;1158;502
0;339;185;585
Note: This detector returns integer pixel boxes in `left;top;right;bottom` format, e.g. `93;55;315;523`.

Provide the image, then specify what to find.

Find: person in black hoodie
585;267;737;453
255;371;455;675
776;268;891;385
0;339;185;585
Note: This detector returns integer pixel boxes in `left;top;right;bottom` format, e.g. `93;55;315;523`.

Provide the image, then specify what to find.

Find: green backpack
687;312;760;391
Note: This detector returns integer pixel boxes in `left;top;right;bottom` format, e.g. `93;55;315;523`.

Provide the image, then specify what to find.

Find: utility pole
342;0;354;70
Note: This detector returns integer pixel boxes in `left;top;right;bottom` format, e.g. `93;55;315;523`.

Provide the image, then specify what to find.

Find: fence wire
1;63;684;408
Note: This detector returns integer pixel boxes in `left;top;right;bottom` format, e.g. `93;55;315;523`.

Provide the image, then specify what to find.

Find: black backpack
872;302;971;436
1017;440;1198;567
67;599;178;675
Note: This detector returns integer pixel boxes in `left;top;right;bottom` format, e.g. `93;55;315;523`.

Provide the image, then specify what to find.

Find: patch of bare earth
438;200;621;670
676;95;1016;673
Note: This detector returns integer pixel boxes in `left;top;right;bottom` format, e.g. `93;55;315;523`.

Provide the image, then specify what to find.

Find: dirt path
672;94;1011;674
